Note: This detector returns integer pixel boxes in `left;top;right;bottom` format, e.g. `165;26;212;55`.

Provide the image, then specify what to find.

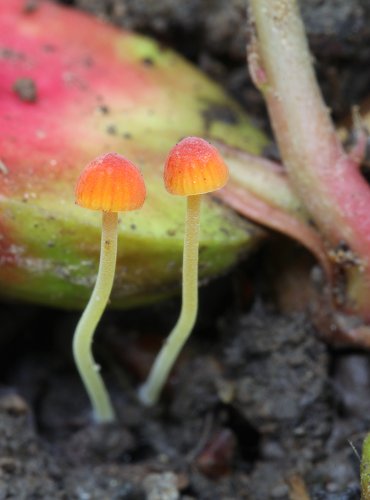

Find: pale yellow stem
138;194;201;406
73;211;117;422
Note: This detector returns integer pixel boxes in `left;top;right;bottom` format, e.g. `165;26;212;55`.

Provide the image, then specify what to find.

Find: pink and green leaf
0;0;272;308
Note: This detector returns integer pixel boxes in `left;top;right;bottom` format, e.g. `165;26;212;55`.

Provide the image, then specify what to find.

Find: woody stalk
248;0;370;345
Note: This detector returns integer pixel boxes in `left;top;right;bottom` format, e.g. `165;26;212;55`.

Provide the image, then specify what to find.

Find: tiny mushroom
138;137;229;406
74;152;146;422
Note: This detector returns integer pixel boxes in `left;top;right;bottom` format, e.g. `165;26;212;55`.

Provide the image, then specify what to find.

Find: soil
2;1;370;499
0;270;366;499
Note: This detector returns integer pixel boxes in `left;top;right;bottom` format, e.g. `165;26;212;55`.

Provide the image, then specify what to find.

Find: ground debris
143;472;180;500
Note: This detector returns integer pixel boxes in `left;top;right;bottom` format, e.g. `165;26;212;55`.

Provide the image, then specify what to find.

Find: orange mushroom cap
164;137;229;196
75;152;146;212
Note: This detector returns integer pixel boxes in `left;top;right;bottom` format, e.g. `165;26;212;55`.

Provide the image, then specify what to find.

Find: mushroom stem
73;210;117;422
139;194;201;406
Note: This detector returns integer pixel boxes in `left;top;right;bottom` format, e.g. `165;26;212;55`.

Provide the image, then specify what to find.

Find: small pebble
143;472;179;500
0;394;29;416
270;483;289;498
0;457;19;474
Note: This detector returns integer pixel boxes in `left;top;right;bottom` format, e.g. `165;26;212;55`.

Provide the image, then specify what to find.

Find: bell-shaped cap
75;152;146;212
164;137;229;196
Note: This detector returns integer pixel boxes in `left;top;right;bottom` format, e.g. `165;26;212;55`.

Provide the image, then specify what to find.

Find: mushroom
138;137;229;406
74;152;146;422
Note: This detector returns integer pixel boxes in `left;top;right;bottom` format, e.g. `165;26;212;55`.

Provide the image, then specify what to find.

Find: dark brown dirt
2;1;370;499
0;289;365;499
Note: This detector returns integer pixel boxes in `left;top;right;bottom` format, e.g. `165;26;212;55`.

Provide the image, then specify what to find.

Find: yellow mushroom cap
164;137;229;196
75;152;146;212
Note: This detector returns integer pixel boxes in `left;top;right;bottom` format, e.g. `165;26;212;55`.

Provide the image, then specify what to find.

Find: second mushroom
138;137;229;406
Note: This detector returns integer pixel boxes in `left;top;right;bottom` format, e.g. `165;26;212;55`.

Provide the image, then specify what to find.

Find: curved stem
362;434;370;499
249;0;370;322
138;194;201;406
73;211;117;422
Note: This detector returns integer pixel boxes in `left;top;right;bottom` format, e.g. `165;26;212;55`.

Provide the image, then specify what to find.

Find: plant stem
73;211;117;422
138;194;201;406
249;0;370;323
362;434;370;499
